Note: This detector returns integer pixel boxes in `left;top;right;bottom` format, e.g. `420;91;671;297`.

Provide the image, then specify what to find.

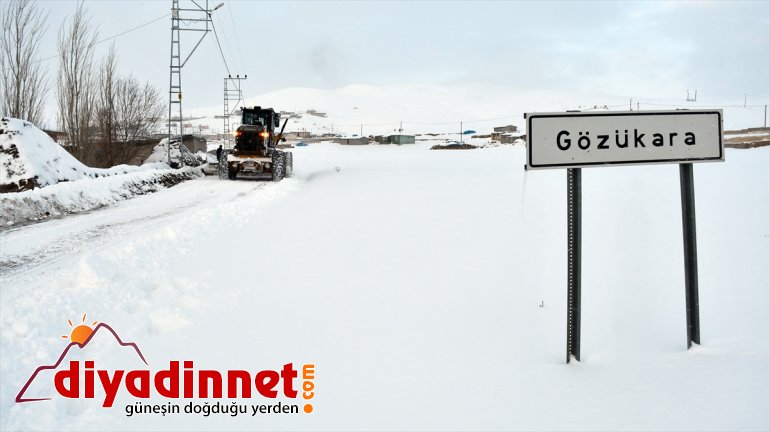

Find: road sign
524;109;725;363
526;110;723;170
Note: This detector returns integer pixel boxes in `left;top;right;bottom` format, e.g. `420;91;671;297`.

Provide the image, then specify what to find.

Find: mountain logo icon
15;315;146;403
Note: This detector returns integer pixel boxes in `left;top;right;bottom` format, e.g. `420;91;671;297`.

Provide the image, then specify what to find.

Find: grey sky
30;0;770;125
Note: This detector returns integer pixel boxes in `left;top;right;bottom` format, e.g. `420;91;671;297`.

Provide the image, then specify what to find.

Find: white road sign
526;110;723;169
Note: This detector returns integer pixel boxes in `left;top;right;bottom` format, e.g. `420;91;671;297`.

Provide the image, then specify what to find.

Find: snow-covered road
1;143;768;431
1;178;268;278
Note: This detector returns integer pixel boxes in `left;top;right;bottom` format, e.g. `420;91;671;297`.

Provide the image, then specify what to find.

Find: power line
639;102;767;108
336;115;523;128
404;114;520;126
209;16;231;77
212;13;238;74
317;101;770;130
96;13;169;45
227;0;247;73
334;121;403;127
333;115;521;128
34;13;169;63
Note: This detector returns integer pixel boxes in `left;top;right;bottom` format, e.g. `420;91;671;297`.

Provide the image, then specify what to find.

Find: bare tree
57;1;98;165
109;76;164;166
91;43;163;167
56;2;163;167
0;0;49;126
95;43;117;166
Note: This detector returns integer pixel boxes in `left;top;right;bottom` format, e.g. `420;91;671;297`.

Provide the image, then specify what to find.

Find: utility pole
222;75;246;149
765;105;767;128
360;124;363;137
460;121;463;143
167;0;223;165
629;99;632;111
744;93;747;108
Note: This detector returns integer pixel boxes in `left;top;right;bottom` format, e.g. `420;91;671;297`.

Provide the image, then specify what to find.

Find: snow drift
0;166;202;226
0;117;204;225
0;117;175;193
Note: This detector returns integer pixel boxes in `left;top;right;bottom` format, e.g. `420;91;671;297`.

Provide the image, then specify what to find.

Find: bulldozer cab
241;107;279;132
234;107;281;156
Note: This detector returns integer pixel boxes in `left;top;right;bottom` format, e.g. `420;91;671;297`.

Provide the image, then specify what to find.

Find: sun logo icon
61;313;98;346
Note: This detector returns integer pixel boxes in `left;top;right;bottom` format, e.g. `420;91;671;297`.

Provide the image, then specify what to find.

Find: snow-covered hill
184;83;766;137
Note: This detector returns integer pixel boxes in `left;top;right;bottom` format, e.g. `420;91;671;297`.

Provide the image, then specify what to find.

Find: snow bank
0;166;202;226
0;117;171;193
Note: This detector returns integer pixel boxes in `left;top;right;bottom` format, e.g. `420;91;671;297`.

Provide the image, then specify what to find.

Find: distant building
494;125;518;133
374;134;416;145
43;130;67;144
492;125;519;142
390;134;415;145
284;131;312;140
500;133;524;144
335;137;370;145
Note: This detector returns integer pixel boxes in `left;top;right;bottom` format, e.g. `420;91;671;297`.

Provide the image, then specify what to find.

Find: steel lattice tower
167;0;218;164
168;0;182;164
223;75;246;149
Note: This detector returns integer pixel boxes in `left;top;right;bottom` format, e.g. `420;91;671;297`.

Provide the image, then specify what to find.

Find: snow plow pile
219;106;293;181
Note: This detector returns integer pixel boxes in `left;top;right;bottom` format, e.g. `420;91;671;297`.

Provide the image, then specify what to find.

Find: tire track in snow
0;179;268;278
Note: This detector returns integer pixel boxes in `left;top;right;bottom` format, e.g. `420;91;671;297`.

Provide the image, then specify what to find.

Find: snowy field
1;142;768;430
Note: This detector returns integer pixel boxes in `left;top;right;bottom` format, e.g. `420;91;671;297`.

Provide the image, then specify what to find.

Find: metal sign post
566;168;582;362
525;110;722;363
679;163;700;347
